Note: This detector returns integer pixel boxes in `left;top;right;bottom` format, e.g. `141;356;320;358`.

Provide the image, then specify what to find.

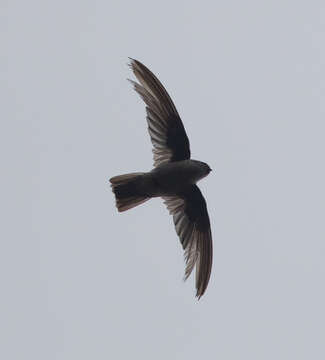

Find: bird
110;59;213;298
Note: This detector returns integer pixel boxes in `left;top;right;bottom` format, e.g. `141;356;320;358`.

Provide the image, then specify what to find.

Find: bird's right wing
129;59;191;167
163;185;212;299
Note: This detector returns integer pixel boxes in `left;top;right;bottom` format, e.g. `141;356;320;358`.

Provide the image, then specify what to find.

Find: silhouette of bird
110;59;213;298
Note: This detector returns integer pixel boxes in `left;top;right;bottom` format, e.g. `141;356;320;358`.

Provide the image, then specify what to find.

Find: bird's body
150;159;211;196
130;160;210;197
110;59;213;298
110;159;210;202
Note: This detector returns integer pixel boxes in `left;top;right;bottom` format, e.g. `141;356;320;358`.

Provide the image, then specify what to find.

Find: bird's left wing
128;58;191;167
163;185;212;298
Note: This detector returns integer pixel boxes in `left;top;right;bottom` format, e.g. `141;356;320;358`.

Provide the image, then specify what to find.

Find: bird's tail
109;173;150;212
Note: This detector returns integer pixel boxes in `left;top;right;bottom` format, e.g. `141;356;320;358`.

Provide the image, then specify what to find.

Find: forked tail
109;173;149;212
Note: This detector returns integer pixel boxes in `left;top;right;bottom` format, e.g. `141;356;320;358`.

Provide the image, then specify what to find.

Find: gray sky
2;1;325;359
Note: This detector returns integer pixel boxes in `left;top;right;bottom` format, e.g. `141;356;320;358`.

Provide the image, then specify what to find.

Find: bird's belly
150;161;200;195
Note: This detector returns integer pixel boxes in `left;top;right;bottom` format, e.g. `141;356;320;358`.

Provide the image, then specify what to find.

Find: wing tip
127;78;136;87
128;57;140;71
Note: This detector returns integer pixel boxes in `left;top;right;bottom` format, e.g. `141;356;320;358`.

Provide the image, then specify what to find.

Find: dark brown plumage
110;59;213;298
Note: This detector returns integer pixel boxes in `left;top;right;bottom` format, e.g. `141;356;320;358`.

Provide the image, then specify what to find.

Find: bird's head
203;162;212;174
191;160;212;182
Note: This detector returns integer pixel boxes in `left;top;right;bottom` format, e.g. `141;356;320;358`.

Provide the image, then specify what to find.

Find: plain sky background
2;1;325;359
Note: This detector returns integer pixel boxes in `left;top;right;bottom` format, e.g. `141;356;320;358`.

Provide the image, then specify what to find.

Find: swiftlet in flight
110;59;213;298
